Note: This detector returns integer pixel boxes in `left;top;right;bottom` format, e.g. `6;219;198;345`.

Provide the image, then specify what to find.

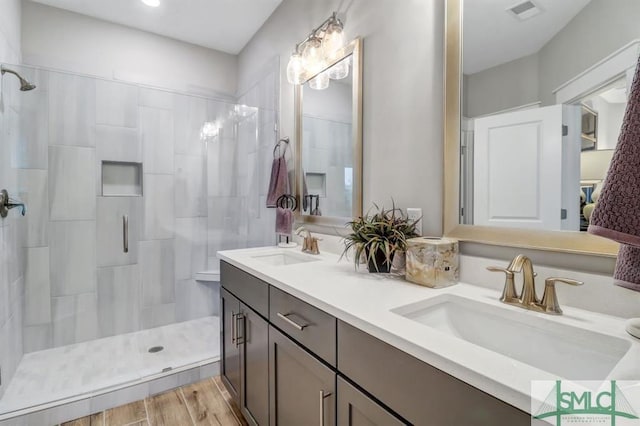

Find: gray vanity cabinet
240;302;269;426
337;321;530;426
269;325;336;426
220;263;270;426
221;288;241;402
337;377;406;426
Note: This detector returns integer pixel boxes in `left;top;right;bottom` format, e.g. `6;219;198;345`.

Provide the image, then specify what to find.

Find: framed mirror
444;0;633;256
295;37;363;226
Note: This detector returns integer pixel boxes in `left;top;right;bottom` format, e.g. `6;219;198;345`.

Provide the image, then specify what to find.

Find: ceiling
30;0;283;54
463;0;591;74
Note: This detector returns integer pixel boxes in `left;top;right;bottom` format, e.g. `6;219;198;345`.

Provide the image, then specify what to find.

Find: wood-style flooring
61;377;248;426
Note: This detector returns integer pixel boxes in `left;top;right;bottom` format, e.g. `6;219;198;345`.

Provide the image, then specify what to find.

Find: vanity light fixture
141;0;160;7
286;12;347;89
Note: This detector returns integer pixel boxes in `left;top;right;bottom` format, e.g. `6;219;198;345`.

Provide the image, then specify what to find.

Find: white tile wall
49;220;97;296
95;80;138;128
142;174;175;241
95;125;141;163
51;292;98;347
139;239;174;307
17;169;48;248
174;155;205;218
23;247;50;326
97;264;141;337
48;72;96;147
174;217;207;281
48;146;96;220
140;106;174;174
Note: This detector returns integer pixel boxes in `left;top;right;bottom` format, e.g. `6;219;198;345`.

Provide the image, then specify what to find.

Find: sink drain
148;346;164;353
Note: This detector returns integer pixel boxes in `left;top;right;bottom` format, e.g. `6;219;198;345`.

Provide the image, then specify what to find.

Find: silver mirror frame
295;37;363;226
443;0;618;257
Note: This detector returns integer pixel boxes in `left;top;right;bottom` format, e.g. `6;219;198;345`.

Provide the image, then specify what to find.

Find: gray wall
0;0;24;400
464;0;640;116
238;0;445;237
538;0;640;106
464;53;538;118
21;1;238;96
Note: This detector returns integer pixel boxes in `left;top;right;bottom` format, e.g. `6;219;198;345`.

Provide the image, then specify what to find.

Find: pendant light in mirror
327;57;350;80
309;71;330;90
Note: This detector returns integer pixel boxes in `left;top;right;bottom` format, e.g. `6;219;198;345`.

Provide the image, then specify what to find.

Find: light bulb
200;121;219;140
327;57;350;80
322;20;345;60
141;0;160;7
302;37;325;75
309;71;329;90
286;53;305;85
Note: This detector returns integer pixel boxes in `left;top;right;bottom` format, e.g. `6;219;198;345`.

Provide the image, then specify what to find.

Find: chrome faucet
295;227;320;255
488;255;584;315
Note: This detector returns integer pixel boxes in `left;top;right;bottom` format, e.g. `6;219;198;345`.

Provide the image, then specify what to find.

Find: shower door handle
123;215;129;253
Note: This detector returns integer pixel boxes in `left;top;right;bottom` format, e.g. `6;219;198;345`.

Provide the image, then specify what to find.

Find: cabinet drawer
337;321;530;426
221;261;269;318
269;286;336;366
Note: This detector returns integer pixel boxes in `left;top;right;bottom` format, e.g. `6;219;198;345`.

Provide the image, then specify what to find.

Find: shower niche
101;161;143;196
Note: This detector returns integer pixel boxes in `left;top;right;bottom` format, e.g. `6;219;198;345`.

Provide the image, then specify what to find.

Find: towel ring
276;194;297;212
273;137;290;158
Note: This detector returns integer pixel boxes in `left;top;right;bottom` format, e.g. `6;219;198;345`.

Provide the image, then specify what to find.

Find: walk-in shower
0;61;278;424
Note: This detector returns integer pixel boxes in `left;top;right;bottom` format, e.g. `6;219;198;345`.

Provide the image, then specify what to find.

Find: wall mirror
444;0;638;256
295;37;363;226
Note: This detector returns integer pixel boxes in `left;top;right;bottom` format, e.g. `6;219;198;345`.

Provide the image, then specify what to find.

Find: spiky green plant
341;202;420;272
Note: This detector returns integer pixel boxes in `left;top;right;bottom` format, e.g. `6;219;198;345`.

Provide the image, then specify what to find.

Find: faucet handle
539;277;584;315
487;266;519;303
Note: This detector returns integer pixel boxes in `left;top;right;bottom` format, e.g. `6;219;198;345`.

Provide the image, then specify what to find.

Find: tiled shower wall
0;0;25;399
8;65;245;353
206;57;280;269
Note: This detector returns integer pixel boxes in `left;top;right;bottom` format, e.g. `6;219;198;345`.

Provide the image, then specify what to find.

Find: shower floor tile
0;316;219;416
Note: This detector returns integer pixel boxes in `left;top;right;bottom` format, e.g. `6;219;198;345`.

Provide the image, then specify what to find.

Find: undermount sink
251;250;320;266
392;294;631;379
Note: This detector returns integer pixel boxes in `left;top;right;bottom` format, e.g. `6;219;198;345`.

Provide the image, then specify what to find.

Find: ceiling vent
507;0;542;21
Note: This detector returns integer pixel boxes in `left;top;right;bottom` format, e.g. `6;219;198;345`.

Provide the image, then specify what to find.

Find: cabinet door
240;303;269;426
221;288;241;402
269;325;336;426
337;377;406;426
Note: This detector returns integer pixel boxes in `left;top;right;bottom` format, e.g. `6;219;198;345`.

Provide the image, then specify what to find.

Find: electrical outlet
407;208;423;236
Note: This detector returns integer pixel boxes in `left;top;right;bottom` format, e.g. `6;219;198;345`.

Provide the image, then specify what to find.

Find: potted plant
342;203;420;273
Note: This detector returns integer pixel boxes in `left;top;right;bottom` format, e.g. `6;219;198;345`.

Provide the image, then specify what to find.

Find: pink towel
266;156;289;208
614;245;640;290
276;207;293;235
588;55;640;287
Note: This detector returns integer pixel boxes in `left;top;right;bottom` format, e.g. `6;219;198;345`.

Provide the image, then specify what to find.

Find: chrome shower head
1;66;37;91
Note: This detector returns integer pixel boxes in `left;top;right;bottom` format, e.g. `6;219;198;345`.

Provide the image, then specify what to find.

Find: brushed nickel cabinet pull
319;390;331;425
123;215;129;253
231;312;237;344
235;313;245;347
277;312;307;331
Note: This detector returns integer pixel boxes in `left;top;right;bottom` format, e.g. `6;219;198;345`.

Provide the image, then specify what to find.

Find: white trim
554;39;640;104
473;101;541;118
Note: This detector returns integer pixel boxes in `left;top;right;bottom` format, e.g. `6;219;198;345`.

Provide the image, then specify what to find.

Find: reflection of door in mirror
301;56;353;218
460;0;639;233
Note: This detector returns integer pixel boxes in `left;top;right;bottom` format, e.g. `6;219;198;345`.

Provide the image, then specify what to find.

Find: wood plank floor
61;377;248;426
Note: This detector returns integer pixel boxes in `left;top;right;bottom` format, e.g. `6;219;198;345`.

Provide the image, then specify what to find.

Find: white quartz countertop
217;246;640;413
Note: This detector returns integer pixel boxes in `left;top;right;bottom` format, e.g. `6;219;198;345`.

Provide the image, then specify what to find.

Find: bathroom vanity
217;247;640;425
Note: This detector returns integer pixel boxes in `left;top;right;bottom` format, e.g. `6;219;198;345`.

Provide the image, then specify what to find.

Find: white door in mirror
473;105;573;230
